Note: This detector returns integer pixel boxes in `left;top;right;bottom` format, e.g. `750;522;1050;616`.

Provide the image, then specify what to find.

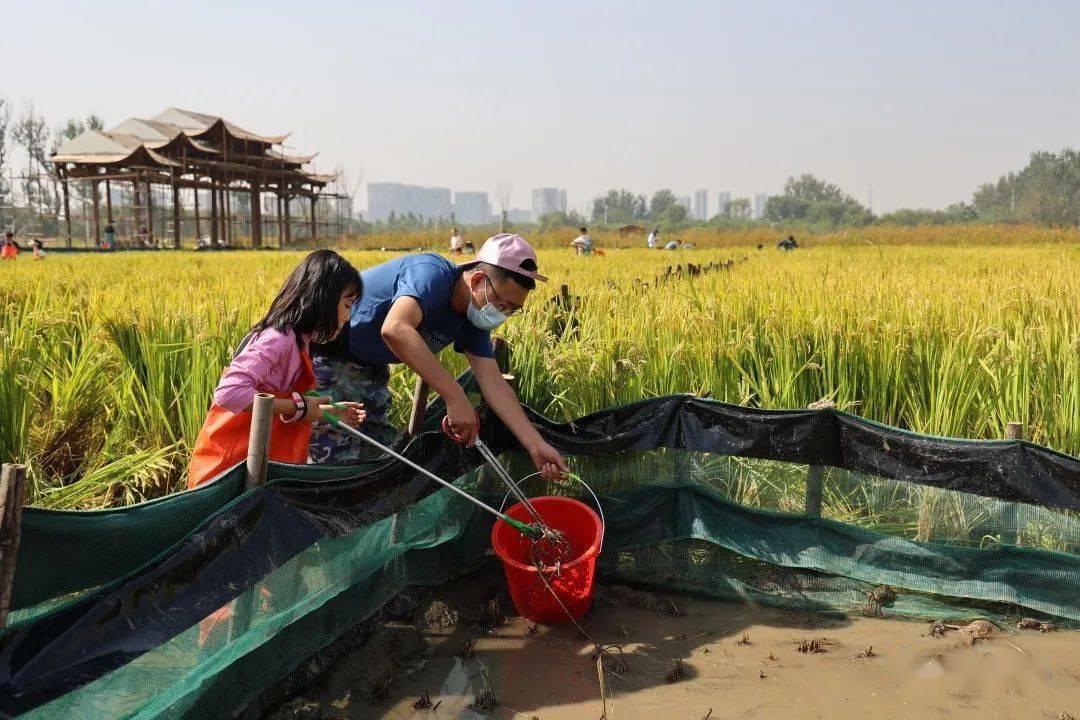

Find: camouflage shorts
309;356;398;464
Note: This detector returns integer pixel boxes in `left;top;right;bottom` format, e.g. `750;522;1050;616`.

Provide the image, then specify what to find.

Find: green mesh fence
14;446;1079;719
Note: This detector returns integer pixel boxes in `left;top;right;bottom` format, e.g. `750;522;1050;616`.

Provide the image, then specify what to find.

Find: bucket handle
498;472;605;553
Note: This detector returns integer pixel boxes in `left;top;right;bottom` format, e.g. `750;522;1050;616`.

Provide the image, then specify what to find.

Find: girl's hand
322;401;366;428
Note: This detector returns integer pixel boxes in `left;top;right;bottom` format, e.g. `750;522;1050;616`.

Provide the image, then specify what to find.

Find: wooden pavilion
50;108;341;248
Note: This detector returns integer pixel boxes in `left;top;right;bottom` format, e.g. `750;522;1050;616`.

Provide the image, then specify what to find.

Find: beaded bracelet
280;391;306;423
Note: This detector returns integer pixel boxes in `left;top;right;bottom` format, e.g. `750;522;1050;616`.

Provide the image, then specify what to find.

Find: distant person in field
450;227;464;255
647;229;658;249
187;250;367;488
777;235;798;251
30;238;45;260
571;226;594;256
465;240;475;254
309;233;568;481
1;231;18;260
102;223;115;249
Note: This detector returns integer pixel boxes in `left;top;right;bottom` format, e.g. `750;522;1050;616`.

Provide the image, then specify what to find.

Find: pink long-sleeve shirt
213;328;310;413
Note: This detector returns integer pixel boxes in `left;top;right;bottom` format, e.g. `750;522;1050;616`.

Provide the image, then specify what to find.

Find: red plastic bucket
491;496;603;623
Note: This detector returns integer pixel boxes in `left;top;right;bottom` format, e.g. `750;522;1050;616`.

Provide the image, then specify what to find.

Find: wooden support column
280;193;289;249
91;180;102;247
105;179;113;224
309;195;317;240
209;182;219;244
223;188;232;245
283;194;292;245
145;181;155;246
246;393;274;489
171;174;181;249
0;463;26;629
61;172;72;248
193;184;201;241
250;184;262;248
407;376;431;438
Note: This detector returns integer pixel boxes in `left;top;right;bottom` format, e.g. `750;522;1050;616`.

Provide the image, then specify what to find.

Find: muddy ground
259;566;1079;720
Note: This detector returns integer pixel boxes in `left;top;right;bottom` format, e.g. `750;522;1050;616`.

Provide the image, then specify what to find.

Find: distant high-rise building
692;189;708;220
505;208;533;224
453;191;490;225
717;191;732;215
752;193;768;220
367;183;452;222
531;188;567;220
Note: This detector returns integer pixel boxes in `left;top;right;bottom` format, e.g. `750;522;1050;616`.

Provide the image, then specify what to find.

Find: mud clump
958;620;997;645
737;633;752;646
411;690;432;709
929;619;949;637
1017;617;1055;632
855;646;877;659
604;585;666;611
796;639;826;654
866;585;896;606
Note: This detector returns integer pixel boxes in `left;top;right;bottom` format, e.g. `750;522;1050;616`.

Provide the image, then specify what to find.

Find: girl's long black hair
252;249;361;347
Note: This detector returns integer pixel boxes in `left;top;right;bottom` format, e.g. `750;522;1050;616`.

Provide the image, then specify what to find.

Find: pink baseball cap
465;233;548;283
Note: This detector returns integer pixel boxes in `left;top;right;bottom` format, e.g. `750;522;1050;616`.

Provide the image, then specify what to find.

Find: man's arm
468;353;569;481
381;296;480;442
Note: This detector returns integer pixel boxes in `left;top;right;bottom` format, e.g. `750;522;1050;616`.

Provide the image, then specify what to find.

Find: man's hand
445;390;480;446
526;439;569;482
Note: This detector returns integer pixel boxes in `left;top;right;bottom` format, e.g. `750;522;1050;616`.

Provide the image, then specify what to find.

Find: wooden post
246;393;274;489
145;181;155;246
105;179;113;223
493;336;515;387
171;174;182;249
91;179;102;247
280;193;289;249
0;463;26;629
193;184;201;241
250;184;262;248
1004;421;1024;546
309;195;317;240
61;173;73;248
209;182;219;244
407;376;431;438
219;187;227;246
283;193;292;245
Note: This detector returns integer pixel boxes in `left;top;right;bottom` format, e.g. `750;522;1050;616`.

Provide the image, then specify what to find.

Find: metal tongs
441;415;569;552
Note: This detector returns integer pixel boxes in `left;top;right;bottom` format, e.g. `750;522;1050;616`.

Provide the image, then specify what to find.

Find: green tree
591;188;646;223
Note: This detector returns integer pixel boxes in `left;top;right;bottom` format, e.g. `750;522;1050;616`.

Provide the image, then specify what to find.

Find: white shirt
450;234;463;251
647;232;656;248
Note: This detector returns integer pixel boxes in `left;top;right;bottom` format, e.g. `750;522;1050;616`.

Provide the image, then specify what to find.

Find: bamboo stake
246;393;275;489
0;463;27;629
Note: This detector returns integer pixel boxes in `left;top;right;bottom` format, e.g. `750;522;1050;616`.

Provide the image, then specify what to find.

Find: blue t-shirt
347;253;493;365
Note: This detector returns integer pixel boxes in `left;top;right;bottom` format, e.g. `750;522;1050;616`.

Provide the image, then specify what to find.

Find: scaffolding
47;108;349;249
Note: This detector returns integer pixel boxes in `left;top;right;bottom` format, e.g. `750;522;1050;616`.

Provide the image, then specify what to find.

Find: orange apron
187;349;316;488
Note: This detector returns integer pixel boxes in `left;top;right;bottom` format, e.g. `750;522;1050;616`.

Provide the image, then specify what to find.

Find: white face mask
466;282;509;331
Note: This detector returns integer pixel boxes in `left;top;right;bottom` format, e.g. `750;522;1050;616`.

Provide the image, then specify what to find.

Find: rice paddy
1;232;1078;520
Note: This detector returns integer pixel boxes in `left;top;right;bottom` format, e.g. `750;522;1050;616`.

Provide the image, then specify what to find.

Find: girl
187;249;366;487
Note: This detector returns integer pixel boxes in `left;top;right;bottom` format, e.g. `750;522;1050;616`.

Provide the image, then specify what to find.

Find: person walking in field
102;223;115;250
450;227;464;255
1;231;19;260
310;233;568;481
187;249;367;487
30;238;45;260
570;226;594;256
647;229;658;249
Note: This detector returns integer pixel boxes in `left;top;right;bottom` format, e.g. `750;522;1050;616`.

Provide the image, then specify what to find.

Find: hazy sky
7;1;1080;213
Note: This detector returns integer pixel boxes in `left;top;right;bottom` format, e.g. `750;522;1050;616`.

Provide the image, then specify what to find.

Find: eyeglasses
485;278;523;316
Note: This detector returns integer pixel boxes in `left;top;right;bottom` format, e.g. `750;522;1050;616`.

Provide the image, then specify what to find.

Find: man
647;229;658;249
310;233;568;481
449;227;464;254
570;226;593;256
